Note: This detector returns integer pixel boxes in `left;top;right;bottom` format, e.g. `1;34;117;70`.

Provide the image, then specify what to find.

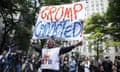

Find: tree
0;0;18;52
14;0;39;52
0;0;39;53
105;0;120;50
84;0;120;59
84;13;107;60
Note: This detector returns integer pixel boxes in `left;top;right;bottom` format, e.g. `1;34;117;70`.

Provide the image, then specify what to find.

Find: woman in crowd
81;56;90;72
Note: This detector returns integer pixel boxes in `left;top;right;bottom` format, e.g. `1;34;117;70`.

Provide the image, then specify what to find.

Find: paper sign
33;2;85;40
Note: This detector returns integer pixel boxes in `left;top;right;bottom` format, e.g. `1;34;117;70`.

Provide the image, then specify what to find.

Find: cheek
53;43;56;46
48;43;53;46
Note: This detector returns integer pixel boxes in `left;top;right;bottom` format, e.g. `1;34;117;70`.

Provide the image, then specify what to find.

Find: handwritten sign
33;2;85;40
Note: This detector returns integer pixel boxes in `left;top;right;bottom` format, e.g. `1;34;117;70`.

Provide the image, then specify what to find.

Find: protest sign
33;2;85;40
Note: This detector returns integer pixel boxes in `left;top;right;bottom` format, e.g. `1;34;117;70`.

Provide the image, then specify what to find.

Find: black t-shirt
102;61;112;72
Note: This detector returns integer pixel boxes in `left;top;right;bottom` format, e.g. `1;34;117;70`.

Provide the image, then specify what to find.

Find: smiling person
32;39;82;72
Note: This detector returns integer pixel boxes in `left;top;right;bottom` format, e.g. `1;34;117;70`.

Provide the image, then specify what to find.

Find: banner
32;2;85;40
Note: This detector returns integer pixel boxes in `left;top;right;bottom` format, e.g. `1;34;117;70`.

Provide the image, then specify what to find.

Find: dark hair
105;56;109;59
117;56;120;60
64;55;69;61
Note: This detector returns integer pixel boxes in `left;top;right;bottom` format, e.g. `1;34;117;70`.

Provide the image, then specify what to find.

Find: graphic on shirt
42;52;52;64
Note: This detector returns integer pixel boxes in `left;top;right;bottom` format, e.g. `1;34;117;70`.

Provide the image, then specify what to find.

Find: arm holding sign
31;40;82;55
59;41;82;55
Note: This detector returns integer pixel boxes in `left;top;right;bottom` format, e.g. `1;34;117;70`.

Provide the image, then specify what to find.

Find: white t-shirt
82;61;90;72
41;48;60;70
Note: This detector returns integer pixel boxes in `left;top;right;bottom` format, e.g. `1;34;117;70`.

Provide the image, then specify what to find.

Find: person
0;50;8;72
112;62;117;72
102;56;113;72
0;47;12;72
81;56;90;72
62;55;70;72
31;54;38;72
116;56;120;72
22;58;34;72
32;39;82;72
15;54;22;72
69;56;77;72
97;59;104;72
78;58;84;72
89;58;97;72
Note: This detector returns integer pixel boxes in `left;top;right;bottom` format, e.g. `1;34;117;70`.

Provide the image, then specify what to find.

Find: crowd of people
0;39;120;72
61;55;120;72
0;47;40;72
0;49;120;72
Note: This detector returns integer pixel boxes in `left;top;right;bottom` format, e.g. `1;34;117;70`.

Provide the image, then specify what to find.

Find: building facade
85;0;108;18
63;0;110;60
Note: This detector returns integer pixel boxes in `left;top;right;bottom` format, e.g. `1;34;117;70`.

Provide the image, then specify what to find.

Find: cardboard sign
33;2;85;40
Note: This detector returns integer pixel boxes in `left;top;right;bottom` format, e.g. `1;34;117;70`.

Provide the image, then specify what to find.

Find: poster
33;2;85;40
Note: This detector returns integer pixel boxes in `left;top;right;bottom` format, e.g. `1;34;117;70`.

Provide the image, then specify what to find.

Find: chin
48;46;53;48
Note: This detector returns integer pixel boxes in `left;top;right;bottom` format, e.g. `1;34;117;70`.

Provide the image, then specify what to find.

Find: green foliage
60;0;72;4
85;0;120;59
105;40;120;47
44;0;60;5
14;24;32;51
105;0;120;41
74;51;79;58
87;32;103;40
0;0;19;50
106;0;120;23
0;0;39;52
85;13;107;34
39;0;72;6
85;13;107;60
